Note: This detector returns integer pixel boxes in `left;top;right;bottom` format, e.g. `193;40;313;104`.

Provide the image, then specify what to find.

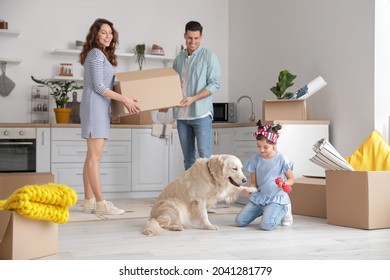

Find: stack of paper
310;138;354;171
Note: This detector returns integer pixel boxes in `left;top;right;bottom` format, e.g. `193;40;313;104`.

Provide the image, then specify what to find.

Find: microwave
212;102;237;123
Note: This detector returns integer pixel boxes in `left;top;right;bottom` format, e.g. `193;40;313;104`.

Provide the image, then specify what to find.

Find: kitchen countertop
0;120;329;129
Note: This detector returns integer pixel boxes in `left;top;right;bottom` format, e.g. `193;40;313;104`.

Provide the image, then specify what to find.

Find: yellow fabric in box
346;130;390;171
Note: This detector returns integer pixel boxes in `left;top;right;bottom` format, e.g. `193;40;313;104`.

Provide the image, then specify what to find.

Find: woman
79;18;139;215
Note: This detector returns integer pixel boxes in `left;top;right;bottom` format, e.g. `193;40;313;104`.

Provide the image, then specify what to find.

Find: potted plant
270;70;297;99
31;76;83;123
134;43;146;70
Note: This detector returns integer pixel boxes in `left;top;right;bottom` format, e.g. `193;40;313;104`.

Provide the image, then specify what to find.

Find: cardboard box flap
0;211;12;243
116;67;178;82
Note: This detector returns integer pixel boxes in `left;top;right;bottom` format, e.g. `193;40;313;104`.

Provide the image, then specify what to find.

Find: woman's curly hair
79;18;118;66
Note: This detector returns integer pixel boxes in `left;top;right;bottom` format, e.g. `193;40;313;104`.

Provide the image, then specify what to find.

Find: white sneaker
281;203;293;226
82;198;96;213
95;200;125;215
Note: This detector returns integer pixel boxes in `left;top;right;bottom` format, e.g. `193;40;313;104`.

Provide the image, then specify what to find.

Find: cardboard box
326;170;390;229
117;112;153;125
289;177;326;218
0;211;58;260
0;172;54;199
0;172;57;259
262;99;307;121
111;67;183;122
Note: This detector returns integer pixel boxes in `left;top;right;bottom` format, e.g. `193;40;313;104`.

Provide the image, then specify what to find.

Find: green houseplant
31;76;83;123
270;70;297;99
31;76;83;108
134;43;146;70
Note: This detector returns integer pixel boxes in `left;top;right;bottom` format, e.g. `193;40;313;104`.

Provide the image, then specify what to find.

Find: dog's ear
207;155;225;184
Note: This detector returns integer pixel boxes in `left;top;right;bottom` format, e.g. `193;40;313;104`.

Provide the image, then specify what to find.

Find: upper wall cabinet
0;29;22;64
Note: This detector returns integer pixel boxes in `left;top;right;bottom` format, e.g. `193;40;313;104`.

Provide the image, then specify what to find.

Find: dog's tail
142;218;163;236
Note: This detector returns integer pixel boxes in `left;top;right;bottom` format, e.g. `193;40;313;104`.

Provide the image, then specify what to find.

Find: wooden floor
37;205;390;260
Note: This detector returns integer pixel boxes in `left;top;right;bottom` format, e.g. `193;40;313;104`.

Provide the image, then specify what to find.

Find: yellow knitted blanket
0;183;77;224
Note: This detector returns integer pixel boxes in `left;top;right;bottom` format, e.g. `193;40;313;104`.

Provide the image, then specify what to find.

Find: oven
0;127;36;172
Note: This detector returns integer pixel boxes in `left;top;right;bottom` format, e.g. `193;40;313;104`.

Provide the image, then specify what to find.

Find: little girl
235;120;294;231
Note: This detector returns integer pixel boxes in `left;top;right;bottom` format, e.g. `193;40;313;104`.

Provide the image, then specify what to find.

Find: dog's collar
206;160;216;182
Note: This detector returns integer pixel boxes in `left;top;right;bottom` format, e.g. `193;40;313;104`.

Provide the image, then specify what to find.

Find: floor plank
37;209;390;260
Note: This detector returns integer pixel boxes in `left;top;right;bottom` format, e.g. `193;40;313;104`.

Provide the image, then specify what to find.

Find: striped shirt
80;48;115;139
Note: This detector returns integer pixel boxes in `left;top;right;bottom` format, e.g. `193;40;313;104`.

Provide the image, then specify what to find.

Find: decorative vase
54;108;72;123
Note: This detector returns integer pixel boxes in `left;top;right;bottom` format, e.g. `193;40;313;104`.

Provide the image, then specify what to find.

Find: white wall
2;0;389;156
0;0;229;123
229;0;389;156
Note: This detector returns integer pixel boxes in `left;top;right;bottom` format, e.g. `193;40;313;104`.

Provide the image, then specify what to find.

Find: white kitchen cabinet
50;127;132;196
36;127;51;172
213;128;234;155
168;130;185;181
131;128;184;192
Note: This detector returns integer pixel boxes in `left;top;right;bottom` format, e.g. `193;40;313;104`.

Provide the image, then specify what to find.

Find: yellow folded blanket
0;183;77;224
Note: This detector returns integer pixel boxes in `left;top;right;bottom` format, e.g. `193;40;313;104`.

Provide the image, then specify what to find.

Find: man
172;21;221;170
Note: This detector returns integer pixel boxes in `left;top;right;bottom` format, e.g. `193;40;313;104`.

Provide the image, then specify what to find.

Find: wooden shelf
53;76;83;82
0;29;20;37
53;49;174;66
0;57;22;64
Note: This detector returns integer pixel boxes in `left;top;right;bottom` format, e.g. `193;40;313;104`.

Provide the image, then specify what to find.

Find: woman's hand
123;96;140;115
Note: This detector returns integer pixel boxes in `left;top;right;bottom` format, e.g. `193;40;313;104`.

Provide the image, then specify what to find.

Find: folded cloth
0;183;77;224
310;138;354;171
152;123;173;139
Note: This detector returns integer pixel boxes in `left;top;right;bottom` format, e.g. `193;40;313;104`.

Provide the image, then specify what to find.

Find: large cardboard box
0;211;58;260
117;112;153;125
111;67;183;124
289;177;326;218
0;172;54;199
0;172;57;259
326;170;390;229
262;99;307;121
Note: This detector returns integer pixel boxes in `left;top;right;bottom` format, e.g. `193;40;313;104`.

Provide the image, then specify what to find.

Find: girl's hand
275;177;292;193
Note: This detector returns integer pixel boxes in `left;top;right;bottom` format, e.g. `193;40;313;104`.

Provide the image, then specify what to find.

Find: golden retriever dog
142;154;256;236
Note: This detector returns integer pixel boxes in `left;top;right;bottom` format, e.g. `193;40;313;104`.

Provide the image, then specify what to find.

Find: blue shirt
172;46;221;118
245;153;294;206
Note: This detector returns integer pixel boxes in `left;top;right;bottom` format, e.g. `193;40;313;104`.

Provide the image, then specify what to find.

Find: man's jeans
176;115;213;170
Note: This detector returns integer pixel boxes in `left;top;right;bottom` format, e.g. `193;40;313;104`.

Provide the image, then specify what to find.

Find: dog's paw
205;224;219;230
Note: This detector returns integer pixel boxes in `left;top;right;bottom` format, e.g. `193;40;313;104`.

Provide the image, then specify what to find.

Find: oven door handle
0;141;35;145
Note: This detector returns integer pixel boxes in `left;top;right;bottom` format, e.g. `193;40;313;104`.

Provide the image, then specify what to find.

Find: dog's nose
242;178;247;184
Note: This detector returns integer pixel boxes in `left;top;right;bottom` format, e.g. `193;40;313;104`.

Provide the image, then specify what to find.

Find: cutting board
66;91;80;123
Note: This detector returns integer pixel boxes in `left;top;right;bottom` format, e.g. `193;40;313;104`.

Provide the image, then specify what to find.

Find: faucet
237;95;256;122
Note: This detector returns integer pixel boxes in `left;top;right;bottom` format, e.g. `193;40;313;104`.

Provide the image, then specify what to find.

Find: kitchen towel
152;123;173;139
0;63;15;97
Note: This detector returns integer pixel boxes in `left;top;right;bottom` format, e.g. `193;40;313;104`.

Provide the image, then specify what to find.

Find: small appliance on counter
212;102;236;123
